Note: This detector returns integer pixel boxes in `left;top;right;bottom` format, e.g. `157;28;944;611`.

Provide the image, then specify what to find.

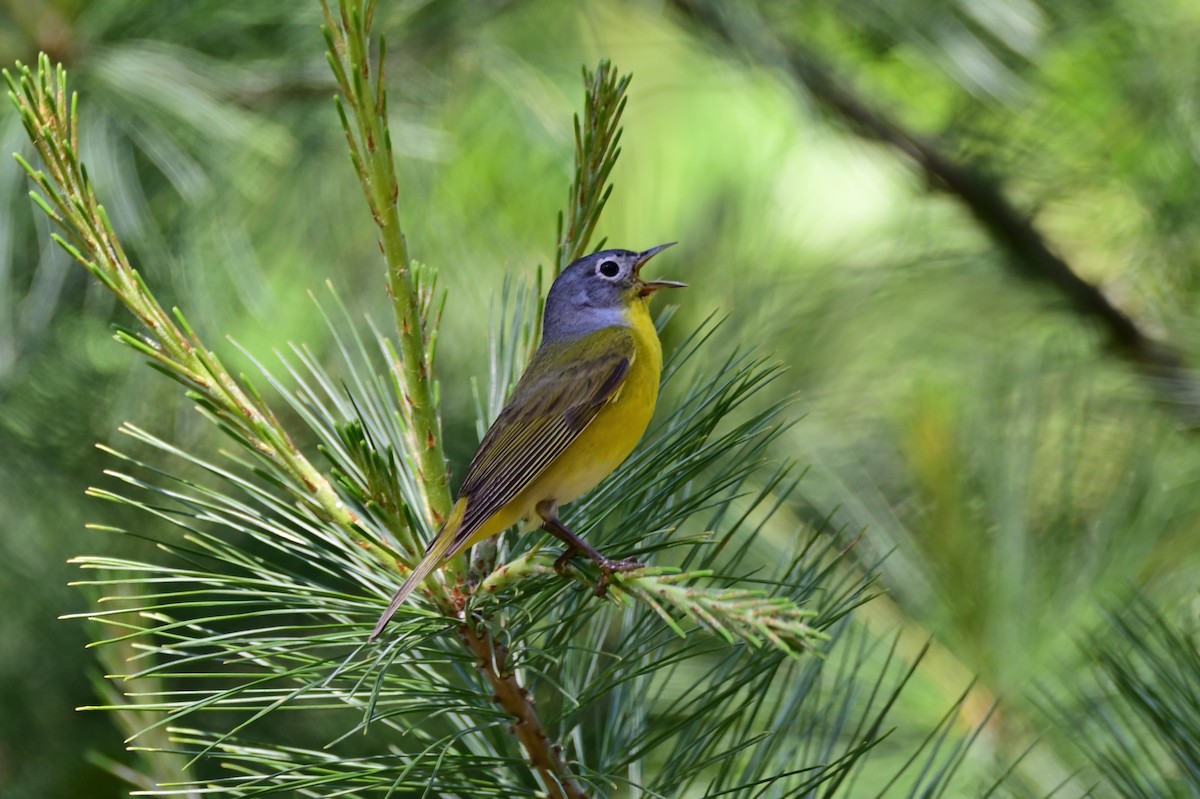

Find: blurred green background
3;0;1199;796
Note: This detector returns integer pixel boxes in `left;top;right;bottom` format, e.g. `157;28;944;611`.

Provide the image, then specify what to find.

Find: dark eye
598;260;620;278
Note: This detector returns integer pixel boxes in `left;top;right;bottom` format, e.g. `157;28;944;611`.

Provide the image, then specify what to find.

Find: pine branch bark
458;627;588;799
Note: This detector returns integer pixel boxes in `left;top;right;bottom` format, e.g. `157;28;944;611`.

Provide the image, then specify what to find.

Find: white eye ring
598;260;620;278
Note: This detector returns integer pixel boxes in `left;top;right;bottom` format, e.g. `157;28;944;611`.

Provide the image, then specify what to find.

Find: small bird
370;243;683;639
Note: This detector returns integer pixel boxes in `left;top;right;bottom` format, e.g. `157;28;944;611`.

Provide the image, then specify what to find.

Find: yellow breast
467;298;662;543
528;299;662;507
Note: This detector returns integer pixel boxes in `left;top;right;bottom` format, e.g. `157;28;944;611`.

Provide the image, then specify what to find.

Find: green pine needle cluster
1041;595;1200;798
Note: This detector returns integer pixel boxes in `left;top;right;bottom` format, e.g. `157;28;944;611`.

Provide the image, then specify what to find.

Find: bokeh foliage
4;0;1200;796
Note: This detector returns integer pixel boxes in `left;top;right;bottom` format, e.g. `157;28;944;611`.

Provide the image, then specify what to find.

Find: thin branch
321;0;454;553
613;569;827;656
456;627;588;799
2;56;387;567
9;26;826;797
479;553;827;657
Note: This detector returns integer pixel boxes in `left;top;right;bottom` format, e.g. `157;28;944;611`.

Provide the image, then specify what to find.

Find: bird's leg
536;501;642;596
552;540;577;575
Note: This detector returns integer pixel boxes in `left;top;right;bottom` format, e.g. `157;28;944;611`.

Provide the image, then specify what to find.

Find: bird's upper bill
634;242;687;297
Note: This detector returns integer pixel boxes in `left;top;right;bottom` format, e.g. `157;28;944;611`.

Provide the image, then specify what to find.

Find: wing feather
454;327;635;544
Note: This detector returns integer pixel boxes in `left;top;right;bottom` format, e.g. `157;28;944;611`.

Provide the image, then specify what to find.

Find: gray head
542;243;684;342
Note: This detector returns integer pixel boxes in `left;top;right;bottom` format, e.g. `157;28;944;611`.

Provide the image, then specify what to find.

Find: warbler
370;243;683;639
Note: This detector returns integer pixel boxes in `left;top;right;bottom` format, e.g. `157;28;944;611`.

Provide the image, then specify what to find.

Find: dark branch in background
671;0;1200;421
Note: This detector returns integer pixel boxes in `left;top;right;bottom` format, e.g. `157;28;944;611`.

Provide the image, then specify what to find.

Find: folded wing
452;326;635;548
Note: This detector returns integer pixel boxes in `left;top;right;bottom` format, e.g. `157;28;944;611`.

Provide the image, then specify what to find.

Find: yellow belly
464;300;662;544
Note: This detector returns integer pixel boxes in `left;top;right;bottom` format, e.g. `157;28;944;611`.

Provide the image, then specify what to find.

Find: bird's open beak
634;242;686;297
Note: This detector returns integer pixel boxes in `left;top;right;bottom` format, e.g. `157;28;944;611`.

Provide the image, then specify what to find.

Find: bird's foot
554;546;578;575
592;556;644;597
553;548;642;596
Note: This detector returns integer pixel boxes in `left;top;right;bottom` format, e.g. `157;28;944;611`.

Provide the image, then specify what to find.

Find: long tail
369;498;467;641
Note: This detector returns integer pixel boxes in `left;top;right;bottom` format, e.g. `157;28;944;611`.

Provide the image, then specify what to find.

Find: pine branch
3;38;629;796
321;0;454;548
554;61;629;275
2;56;385;565
454;628;588;799
612;569;826;656
478;554;826;656
65;334;881;796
